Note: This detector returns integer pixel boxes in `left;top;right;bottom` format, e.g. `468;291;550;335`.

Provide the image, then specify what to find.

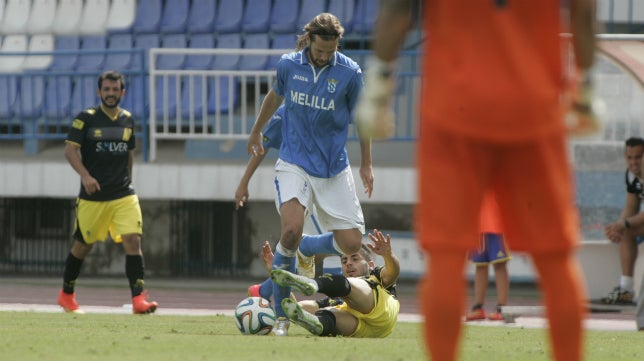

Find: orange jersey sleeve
421;0;567;142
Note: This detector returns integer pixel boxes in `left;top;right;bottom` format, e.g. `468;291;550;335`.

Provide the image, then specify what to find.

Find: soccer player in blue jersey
235;105;344;300
246;13;373;336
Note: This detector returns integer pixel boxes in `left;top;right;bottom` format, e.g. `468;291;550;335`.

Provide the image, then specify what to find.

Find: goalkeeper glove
355;56;396;140
566;70;603;137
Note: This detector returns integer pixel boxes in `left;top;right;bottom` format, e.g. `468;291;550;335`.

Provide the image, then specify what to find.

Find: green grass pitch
0;312;642;361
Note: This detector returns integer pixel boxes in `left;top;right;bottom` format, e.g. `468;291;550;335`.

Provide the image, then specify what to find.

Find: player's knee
71;240;93;258
336;233;362;254
281;226;303;249
314;309;337;336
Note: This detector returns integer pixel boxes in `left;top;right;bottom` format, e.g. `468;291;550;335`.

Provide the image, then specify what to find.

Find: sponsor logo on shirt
96;141;129;153
293;74;309;82
290;90;335;111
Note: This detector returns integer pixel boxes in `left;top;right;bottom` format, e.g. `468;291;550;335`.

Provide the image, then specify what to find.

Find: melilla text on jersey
290;90;335;111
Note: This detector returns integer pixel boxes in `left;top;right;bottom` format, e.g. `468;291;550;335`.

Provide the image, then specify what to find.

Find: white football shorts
274;158;365;234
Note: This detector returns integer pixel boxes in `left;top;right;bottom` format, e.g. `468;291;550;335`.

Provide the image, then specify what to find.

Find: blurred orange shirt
421;0;568;142
479;192;502;234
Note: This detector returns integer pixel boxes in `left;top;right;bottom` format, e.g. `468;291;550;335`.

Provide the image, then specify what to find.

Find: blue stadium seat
185;33;215;70
328;0;355;33
187;0;218;34
239;33;270;70
352;0;378;34
212;33;241;70
105;33;134;70
268;33;295;69
242;0;271;33
134;33;161;70
158;34;188;70
0;76;19;119
155;75;180;121
48;35;81;71
121;74;147;119
159;0;189;34
215;0;243;33
296;0;328;31
44;76;73;119
270;0;299;33
77;35;107;71
71;76;98;115
131;0;163;34
18;75;46;118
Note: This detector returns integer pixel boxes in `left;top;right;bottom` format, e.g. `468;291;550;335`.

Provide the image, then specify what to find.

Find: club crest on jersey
327;78;338;93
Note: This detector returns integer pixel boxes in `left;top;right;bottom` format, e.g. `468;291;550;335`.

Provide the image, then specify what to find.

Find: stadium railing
0;48;147;157
148;47;421;161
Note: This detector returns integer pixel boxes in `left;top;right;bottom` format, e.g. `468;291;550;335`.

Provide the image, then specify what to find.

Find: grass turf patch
0;312;642;361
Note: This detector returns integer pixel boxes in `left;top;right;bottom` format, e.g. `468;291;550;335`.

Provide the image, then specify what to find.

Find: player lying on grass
269;229;400;338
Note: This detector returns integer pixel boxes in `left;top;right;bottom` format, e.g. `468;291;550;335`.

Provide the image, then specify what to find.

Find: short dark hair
625;137;644;148
358;244;373;263
98;70;125;90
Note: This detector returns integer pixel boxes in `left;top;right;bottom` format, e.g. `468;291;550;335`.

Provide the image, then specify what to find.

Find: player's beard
312;57;328;67
306;49;330;68
101;95;121;109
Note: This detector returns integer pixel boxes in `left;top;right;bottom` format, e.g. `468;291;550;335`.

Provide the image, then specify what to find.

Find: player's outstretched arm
367;229;400;288
359;136;374;198
355;0;412;140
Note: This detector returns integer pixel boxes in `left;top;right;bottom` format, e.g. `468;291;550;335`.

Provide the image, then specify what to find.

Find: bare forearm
570;0;597;70
64;144;90;178
240;152;268;186
381;254;401;288
251;90;283;134
373;0;413;62
359;137;372;168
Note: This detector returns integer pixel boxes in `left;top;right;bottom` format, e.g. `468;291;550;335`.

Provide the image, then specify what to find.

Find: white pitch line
0;303;421;322
0;303;637;331
0;303;232;316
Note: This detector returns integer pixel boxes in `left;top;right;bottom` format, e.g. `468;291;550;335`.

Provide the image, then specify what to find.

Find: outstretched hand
366;229;392;257
260;241;274;273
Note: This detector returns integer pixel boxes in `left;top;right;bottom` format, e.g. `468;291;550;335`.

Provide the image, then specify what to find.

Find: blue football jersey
262;105;284;150
273;48;363;178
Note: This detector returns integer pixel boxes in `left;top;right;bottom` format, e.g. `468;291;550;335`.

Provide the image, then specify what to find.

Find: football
234;296;276;335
